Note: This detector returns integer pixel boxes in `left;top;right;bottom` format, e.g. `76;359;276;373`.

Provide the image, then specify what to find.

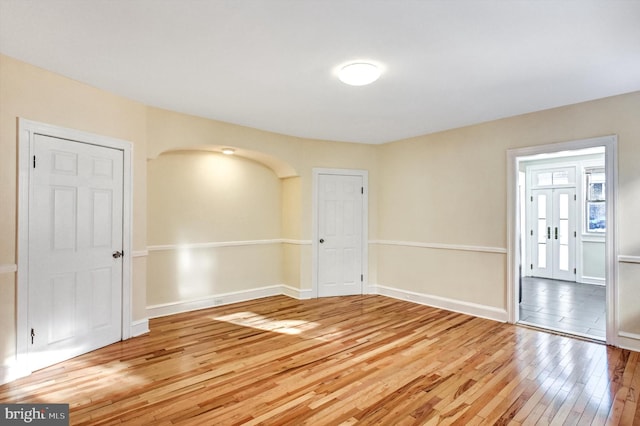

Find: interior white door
317;174;364;297
531;188;576;281
28;134;124;371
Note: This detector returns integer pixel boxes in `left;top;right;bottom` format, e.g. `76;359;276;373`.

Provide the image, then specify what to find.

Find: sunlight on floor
212;312;319;335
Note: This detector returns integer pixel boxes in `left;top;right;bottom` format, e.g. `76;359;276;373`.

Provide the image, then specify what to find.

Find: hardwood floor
519;277;607;340
1;295;639;425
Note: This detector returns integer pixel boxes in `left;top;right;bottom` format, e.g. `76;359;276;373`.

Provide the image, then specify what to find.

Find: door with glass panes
530;187;576;281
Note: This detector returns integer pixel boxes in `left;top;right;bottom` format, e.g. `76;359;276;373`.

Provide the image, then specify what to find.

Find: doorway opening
507;136;617;345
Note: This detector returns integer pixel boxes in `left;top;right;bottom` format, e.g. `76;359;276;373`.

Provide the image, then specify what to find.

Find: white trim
370;240;506;254
369;284;508;323
580;276;606;286
16;118;134;374
147;285;293;318
618;331;640;340
132;250;149;258
130;319;149;337
618;331;640;353
281;285;313;299
147;239;302;252
282;239;312;245
619;255;640;264
0;264;17;274
312;168;369;299
518;320;605;343
507;135;618;347
582;235;605;243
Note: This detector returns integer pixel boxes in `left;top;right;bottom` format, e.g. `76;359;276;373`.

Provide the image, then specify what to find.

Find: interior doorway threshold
517;320;605;344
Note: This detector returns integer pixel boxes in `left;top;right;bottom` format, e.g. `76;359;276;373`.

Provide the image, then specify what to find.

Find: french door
531;188;576;281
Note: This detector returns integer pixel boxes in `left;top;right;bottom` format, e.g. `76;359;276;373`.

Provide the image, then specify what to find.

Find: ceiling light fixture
338;62;381;86
221;148;235;155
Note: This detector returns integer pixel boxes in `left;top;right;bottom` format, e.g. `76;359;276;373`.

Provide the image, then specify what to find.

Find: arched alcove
146;148;303;315
151;145;298;178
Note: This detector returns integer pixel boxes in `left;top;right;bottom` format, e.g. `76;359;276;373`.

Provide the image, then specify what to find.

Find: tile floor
518;276;606;340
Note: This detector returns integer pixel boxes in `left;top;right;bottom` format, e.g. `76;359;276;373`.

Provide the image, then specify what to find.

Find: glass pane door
552;188;576;281
530;188;576;281
531;189;552;278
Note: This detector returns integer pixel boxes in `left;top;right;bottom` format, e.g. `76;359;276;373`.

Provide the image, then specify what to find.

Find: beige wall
146;106;380;292
282;177;303;288
146;151;284;305
0;54;148;370
377;91;640;334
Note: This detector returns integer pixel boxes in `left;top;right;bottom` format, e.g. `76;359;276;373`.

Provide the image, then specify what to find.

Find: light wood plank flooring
1;295;639;425
519;277;606;340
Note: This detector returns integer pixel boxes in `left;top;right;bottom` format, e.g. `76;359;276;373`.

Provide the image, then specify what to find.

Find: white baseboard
368;284;508;323
618;331;640;353
146;285;308;318
580;276;606;286
281;285;313;299
130;319;149;336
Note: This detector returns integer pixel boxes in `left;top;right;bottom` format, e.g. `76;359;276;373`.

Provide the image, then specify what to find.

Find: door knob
319;239;325;244
112;251;123;259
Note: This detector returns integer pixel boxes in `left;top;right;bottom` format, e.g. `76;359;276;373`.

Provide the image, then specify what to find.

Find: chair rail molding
0;264;18;274
618;255;640;264
370;240;507;254
147;239;306;252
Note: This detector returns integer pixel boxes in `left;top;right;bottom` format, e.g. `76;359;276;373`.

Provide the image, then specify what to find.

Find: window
532;167;575;188
585;168;605;233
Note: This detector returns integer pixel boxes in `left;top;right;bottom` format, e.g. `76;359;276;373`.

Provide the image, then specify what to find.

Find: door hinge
530;264;533;270
574;268;577;274
31;328;35;344
574;194;577;201
530;230;533;236
530;196;533;202
361;187;364;195
361;274;363;282
33;155;36;168
574;231;577;237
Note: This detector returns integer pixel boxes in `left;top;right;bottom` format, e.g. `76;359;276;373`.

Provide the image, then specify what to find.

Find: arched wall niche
146;146;304;311
151;145;298;178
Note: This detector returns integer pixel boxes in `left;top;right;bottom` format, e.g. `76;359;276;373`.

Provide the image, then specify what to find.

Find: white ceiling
1;1;639;144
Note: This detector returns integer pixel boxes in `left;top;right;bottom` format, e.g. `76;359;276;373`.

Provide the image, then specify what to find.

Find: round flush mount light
221;148;235;155
338;62;381;86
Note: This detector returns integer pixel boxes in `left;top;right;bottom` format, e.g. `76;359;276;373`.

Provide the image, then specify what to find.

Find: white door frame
507;135;618;346
312;168;368;298
16;118;133;375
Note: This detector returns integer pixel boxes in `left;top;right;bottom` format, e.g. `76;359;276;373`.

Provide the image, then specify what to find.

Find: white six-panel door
317;173;364;297
531;188;576;281
28;134;124;371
